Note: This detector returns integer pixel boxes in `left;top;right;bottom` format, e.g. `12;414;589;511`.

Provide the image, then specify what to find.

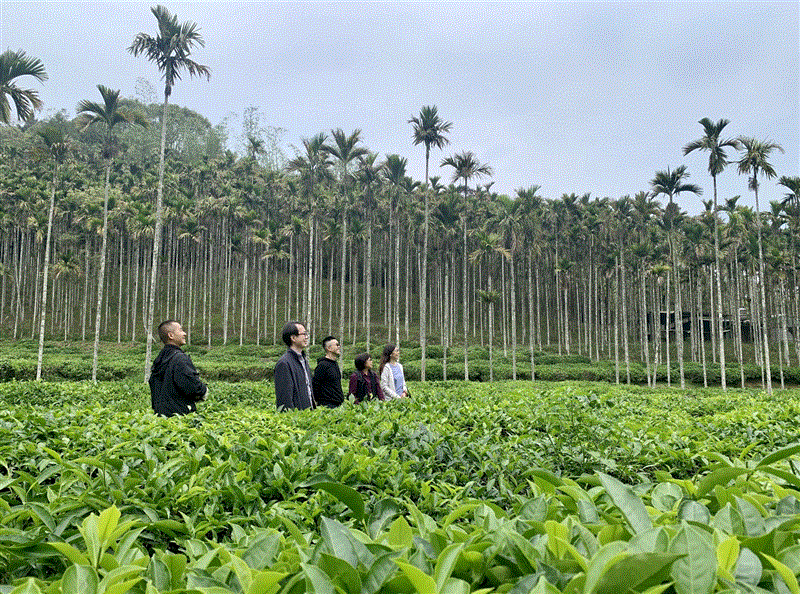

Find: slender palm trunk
394;205;400;345
421;151;429;380
712;176;727;390
442;259;448;381
36;165;58;380
463;214;469;380
92;162;112;382
144;93;169;382
306;213;314;332
754;185;772;394
339;201;348;343
510;254;517;380
528;253;536;380
672;232;686;388
734;255;745;388
613;255;620;385
366;210;372;352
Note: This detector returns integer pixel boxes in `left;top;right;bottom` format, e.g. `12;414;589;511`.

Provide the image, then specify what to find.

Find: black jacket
149;344;207;417
274;349;315;411
312;357;344;408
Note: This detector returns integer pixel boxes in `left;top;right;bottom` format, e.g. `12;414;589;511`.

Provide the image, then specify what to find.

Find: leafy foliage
2;381;800;592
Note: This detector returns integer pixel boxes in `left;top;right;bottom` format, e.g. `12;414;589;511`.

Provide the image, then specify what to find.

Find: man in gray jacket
274;321;315;411
149;320;207;416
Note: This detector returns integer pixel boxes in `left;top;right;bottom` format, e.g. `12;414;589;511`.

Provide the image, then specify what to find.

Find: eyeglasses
296;332;308;336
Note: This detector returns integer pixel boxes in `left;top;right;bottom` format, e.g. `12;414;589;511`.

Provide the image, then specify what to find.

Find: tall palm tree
0;49;47;124
288;132;331;330
470;231;510;381
128;5;210;381
34;127;69;380
77;85;147;382
737;137;784;394
357;152;382;351
323;129;368;345
683;118;741;390
650;165;702;388
441;151;493;206
382;154;408;344
778;175;800;366
442;152;492;377
409;105;452;380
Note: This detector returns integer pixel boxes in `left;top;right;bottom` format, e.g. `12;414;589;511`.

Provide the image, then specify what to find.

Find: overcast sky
2;1;798;215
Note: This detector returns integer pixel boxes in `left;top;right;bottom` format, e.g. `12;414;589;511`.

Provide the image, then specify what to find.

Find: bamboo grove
1;105;799;391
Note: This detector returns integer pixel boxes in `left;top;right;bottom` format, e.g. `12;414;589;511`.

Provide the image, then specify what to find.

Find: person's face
327;339;341;356
292;324;308;349
169;323;187;346
365;356;372;370
391;347;400;361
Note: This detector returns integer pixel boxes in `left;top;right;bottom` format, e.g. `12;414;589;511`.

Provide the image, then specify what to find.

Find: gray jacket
274;349;315;410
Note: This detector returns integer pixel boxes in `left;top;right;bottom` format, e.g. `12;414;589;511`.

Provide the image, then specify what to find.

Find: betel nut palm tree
34;127;70;380
683;118;740;391
0;49;47;124
76;85;147;382
323;129;368;346
650;165;702;389
288;132;331;330
737;137;784;395
441;151;492;379
382;154;408;345
129;5;210;381
409;106;452;380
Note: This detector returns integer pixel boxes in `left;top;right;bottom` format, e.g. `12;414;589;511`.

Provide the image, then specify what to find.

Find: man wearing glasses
274;321;315;410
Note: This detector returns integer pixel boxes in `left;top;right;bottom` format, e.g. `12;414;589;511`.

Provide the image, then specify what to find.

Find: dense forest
1;7;798;394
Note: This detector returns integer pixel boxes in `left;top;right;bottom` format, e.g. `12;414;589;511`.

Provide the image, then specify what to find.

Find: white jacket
380;362;405;399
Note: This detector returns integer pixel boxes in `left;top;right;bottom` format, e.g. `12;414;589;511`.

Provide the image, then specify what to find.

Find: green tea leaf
62;564;99;594
763;554;800;594
596;552;683;594
318;552;362;594
302;562;336;594
716;536;739;581
50;542;89;566
735;547;762;586
433;543;463;593
599;473;652;534
309;481;365;521
696;468;750;498
387;516;414;549
246;570;286;594
669;523;716;594
9;579;43;594
584;541;627;594
395;560;436;594
757;443;800;468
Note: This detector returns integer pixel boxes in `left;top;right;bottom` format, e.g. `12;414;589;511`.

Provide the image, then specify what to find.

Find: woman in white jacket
379;343;408;399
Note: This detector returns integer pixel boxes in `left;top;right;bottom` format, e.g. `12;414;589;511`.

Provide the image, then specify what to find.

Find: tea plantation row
2;339;798;384
2;380;800;593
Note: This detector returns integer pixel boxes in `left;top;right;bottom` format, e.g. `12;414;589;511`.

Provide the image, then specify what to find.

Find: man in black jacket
274;321;315;411
149;320;208;416
312;335;344;408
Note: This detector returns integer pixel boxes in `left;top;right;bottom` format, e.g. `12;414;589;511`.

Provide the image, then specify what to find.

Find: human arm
348;373;359;401
274;358;293;411
372;371;386;401
380;365;399;399
174;354;207;402
398;363;408;397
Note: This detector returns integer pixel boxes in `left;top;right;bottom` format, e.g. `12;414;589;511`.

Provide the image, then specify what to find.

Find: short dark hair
354;352;371;371
281;321;302;347
322;336;337;352
158;320;179;344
